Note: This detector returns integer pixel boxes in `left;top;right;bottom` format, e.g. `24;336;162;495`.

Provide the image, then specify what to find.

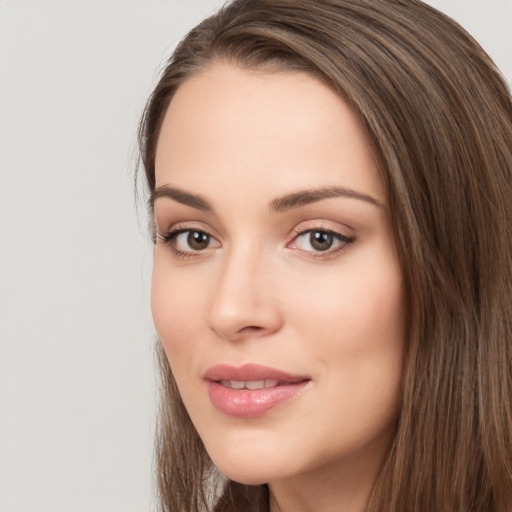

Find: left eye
290;229;353;253
164;229;220;253
178;230;213;251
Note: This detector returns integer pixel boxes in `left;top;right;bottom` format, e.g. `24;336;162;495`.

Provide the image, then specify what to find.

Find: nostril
240;325;265;334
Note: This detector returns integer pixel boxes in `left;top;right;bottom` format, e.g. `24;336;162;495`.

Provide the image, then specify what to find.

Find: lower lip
207;381;310;418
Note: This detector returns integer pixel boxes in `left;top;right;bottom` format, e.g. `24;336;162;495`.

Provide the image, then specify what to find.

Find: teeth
245;380;265;390
219;379;280;390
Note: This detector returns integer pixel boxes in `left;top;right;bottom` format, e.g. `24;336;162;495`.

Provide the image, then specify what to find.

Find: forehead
155;63;383;204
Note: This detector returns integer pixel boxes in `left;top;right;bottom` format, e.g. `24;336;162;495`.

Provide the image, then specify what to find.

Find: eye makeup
156;220;355;261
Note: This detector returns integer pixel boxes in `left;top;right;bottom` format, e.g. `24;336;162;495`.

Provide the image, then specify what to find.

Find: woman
138;0;512;510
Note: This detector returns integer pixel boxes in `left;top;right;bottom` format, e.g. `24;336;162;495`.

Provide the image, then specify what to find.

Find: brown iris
310;231;334;251
187;231;211;250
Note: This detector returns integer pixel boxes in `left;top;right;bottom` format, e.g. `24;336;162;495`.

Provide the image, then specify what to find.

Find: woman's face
152;64;405;488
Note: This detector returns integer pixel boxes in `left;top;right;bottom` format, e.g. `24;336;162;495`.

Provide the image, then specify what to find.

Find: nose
206;247;283;342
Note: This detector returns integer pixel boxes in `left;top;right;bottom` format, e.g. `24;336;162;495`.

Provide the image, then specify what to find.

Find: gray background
0;1;510;511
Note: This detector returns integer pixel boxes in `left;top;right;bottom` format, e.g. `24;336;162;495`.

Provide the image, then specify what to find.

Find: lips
205;364;310;418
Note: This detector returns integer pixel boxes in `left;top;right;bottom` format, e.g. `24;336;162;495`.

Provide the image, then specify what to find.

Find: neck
268;431;393;512
269;469;373;512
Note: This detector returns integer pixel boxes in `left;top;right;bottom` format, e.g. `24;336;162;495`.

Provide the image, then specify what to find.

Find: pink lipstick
204;364;310;418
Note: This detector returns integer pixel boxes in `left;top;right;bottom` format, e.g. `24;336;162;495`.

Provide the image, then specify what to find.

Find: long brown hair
138;1;512;510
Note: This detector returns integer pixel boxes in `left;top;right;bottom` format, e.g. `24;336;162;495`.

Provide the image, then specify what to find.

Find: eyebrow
150;185;382;212
269;186;382;211
150;186;212;211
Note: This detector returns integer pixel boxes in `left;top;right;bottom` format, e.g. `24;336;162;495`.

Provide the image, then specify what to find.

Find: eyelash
289;226;355;258
157;227;213;259
157;225;355;259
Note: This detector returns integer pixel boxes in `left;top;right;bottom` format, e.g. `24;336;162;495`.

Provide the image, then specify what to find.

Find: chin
219;469;269;486
207;447;285;486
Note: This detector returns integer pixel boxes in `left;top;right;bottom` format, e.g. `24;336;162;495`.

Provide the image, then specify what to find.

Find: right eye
159;229;220;257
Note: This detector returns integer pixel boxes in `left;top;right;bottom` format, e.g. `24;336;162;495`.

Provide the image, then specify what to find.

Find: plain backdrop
0;1;510;511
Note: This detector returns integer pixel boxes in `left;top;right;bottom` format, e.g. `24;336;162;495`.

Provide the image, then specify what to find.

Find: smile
205;364;311;417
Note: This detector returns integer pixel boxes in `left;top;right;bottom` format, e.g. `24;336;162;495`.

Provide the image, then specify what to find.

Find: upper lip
204;363;310;383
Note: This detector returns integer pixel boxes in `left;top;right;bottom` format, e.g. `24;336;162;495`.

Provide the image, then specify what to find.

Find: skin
151;63;405;512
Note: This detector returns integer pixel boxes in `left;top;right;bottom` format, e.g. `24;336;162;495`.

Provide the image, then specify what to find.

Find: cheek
291;255;404;346
292;254;405;399
294;266;404;449
150;254;204;361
